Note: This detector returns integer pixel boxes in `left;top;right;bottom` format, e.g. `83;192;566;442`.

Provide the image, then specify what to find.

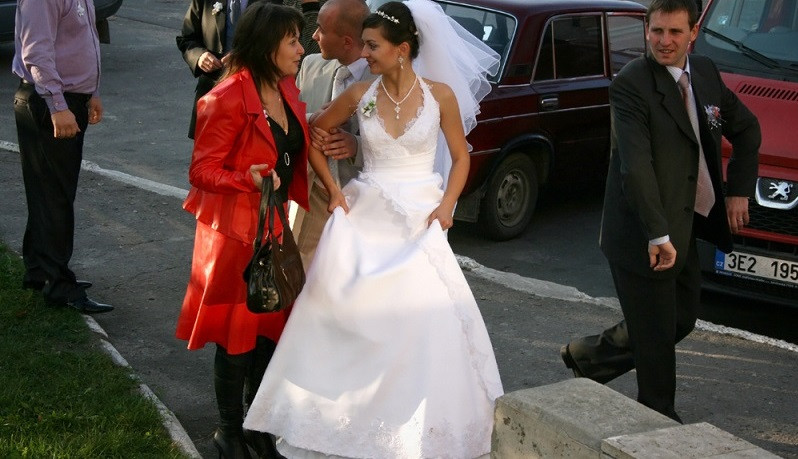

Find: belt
20;79;92;98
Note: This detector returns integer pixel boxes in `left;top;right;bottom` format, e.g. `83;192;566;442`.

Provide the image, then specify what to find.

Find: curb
84;316;201;458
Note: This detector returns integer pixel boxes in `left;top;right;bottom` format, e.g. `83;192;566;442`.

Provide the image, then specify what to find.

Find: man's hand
726;196;750;234
198;51;223;73
649;240;677;271
88;96;103;125
312;127;357;160
51;109;80;139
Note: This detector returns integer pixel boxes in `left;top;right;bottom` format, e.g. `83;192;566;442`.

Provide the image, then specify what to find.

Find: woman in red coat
175;4;309;458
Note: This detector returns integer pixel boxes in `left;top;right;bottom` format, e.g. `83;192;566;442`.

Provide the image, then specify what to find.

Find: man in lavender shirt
12;0;113;313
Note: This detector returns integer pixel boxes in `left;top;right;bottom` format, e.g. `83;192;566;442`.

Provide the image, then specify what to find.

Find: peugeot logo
767;181;793;201
756;178;798;210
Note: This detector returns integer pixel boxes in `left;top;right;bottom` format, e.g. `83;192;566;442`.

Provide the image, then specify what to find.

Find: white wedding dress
243;77;504;459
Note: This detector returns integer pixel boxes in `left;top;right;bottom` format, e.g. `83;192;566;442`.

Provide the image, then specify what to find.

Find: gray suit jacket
599;54;760;278
296;54;374;186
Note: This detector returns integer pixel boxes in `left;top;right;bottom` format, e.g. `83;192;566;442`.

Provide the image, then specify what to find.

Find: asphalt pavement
0;1;796;458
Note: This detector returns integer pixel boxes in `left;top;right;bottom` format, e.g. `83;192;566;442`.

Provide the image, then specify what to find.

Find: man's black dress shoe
22;279;93;291
560;344;585;378
66;297;114;314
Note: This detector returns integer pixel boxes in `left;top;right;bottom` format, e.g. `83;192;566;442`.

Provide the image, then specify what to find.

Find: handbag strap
253;176;291;251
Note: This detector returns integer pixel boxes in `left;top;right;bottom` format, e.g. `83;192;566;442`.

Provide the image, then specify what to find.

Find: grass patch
0;243;186;458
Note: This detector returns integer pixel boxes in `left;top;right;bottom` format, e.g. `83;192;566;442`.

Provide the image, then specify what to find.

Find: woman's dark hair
363;1;420;59
224;2;304;88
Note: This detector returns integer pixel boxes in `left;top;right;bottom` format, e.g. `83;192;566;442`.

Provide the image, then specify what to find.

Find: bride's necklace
380;77;418;120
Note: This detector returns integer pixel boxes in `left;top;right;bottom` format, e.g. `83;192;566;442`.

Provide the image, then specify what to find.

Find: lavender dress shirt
12;0;102;114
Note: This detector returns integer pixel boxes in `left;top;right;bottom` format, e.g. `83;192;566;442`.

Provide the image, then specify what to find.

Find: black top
267;100;303;203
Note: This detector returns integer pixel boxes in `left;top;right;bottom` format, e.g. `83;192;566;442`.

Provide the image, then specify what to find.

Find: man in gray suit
560;0;760;422
292;0;372;269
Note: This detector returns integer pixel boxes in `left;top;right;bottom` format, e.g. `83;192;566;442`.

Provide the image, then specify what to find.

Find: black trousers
568;234;701;419
14;81;91;303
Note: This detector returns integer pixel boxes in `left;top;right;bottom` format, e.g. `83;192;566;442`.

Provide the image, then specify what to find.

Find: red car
372;0;648;239
692;0;798;306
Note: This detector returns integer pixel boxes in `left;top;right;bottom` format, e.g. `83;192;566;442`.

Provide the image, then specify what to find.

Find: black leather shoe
66;297;114;314
213;428;252;459
22;279;93;291
560;344;585;378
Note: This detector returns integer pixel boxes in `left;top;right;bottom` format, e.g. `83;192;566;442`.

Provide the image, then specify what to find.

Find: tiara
375;10;400;24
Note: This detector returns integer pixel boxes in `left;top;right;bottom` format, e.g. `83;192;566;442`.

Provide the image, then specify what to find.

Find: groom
560;0;759;422
292;0;373;269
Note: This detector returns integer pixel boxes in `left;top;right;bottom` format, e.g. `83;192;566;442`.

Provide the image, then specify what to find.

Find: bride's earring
398;56;404;71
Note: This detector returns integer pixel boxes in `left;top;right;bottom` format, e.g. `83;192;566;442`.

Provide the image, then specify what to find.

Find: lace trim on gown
268;402;492;459
416;232;504;403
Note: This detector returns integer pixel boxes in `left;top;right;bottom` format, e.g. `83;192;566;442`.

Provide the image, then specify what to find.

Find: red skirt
176;221;289;355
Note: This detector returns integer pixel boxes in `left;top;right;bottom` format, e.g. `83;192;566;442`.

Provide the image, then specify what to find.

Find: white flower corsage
704;105;722;130
212;2;224;15
361;98;376;118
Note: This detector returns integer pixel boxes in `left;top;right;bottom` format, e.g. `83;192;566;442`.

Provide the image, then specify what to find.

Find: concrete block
601;422;782;458
492;378;679;458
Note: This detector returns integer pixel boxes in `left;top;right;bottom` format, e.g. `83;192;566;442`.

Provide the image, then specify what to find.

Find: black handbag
243;176;305;313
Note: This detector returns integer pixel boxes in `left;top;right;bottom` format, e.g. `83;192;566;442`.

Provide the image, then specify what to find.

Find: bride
244;1;502;457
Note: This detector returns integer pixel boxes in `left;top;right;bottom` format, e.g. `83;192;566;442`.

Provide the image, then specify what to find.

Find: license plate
714;249;798;286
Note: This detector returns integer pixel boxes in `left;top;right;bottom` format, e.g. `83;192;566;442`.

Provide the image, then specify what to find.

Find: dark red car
367;0;648;239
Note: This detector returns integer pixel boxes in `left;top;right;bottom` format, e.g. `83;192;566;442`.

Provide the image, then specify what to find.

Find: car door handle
540;95;559;111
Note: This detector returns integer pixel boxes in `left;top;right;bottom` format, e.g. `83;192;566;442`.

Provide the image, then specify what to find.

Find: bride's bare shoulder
422;78;456;105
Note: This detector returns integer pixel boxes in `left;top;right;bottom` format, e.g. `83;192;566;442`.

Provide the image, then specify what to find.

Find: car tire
479;153;538;240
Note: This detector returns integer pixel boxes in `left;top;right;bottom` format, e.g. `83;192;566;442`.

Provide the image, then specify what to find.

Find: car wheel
479;153;538;240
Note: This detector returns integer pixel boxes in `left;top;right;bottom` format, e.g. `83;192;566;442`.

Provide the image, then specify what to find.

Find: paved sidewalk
0;149;796;458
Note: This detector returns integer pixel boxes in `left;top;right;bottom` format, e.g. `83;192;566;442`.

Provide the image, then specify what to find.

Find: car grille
747;201;798;237
732;234;798;257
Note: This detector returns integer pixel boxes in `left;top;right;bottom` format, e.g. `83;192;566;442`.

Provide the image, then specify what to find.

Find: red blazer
183;68;310;243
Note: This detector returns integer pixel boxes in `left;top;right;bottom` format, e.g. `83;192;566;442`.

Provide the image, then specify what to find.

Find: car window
534;14;604;81
607;14;646;74
701;0;798;63
432;2;516;82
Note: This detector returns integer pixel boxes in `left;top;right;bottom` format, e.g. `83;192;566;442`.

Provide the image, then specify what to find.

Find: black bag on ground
243;176;305;313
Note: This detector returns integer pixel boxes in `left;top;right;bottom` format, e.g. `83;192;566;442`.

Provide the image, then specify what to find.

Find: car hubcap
496;171;528;226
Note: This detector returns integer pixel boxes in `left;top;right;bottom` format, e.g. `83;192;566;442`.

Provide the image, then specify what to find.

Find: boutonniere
212;2;224;15
704;105;722;130
361;98;376;118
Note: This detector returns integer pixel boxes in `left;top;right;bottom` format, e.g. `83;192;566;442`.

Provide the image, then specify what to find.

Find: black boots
243;337;281;459
213;338;281;459
213;346;252;459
